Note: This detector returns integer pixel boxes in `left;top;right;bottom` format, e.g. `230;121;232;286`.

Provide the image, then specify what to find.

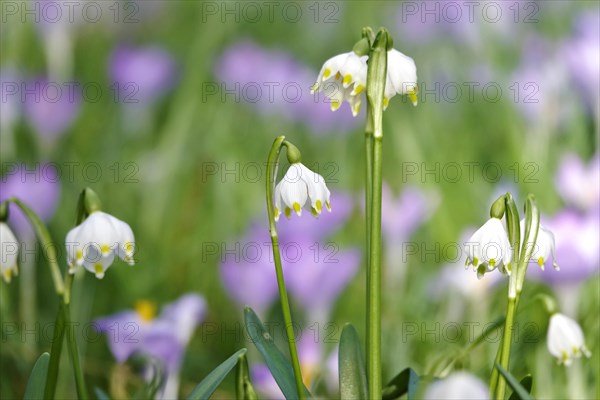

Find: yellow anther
135;300;157;322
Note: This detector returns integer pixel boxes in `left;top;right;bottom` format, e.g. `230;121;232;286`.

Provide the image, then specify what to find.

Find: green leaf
24;352;50;400
338;324;368;400
187;348;247;400
508;375;533;400
236;353;258;400
382;368;420;400
244;307;311;399
495;363;533;400
94;387;111;400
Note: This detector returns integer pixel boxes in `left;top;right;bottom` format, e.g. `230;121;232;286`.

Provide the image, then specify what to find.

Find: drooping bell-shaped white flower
312;51;367;116
0;222;19;283
465;217;512;278
547;313;591;366
65;211;135;279
520;219;559;271
384;48;418;109
274;163;331;221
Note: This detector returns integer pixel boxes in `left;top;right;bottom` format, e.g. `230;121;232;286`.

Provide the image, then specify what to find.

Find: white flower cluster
465;217;558;279
311;48;418;116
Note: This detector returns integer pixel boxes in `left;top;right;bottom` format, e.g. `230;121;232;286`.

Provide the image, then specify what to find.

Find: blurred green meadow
1;1;599;399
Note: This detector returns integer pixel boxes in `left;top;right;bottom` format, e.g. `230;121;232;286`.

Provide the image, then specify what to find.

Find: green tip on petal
285;207;292;220
342;74;353;87
293;202;302;215
311;207;319;217
326;201;331;211
315;200;322;213
323;67;331;79
330;100;341;111
408;87;419;107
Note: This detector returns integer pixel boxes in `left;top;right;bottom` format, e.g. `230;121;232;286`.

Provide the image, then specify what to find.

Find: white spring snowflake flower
312;51;367;116
274;163;330;221
384;48;418;109
465;217;512;279
547;313;591;366
520;219;559;271
312;47;417;114
66;211;135;279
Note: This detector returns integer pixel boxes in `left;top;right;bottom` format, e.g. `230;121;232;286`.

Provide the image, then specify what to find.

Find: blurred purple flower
214;40;360;135
510;35;574;126
555;152;599;212
380;182;438;241
110;45;178;105
0;163;60;237
95;293;206;399
22;78;80;141
561;11;600;114
277;191;354;242
284;241;361;324
220;191;356;316
220;224;279;314
528;209;599;285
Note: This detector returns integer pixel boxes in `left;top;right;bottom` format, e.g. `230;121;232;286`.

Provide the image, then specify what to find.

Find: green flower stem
8;198;65;295
265;136;305;400
365;29;388;400
44;303;66;399
364;105;374;361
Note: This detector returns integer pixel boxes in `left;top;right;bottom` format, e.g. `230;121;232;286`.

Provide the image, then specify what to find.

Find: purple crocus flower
380;182;438;241
220;191;355;316
219;224;279;315
110;45;178;105
22;77;80;142
561;11;600;114
0;163;61;238
94;293;206;399
527;209;599;285
555;152;599;212
214;40;360;135
277;191;354;242
509;34;575;127
283;239;361;324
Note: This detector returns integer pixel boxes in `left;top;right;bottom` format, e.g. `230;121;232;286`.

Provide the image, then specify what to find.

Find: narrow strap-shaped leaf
236;353;258;400
244;307;311;399
339;324;368;399
187;348;247;400
381;368;420;400
508;375;533;400
24;352;50;400
495;363;533;400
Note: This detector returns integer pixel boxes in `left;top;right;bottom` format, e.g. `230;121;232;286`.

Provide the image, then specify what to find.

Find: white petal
279;165;309;216
0;222;19;283
298;163;330;214
387;49;418;95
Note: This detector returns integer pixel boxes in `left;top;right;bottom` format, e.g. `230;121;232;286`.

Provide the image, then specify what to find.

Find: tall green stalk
364;105;373;362
365;29;388;399
492;194;539;399
265;136;305;400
